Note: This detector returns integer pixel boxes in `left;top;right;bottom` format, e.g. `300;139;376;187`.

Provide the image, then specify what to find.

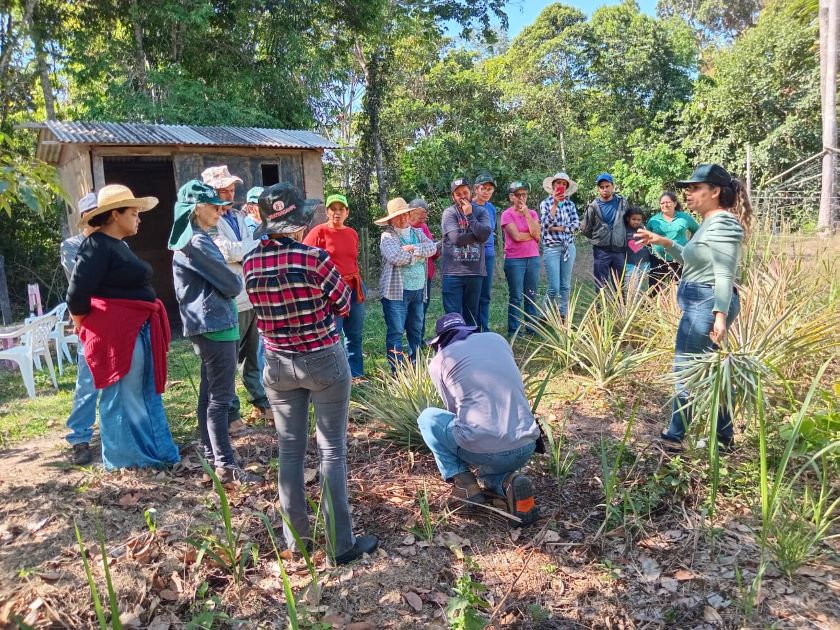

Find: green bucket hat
325;193;349;210
168;179;231;251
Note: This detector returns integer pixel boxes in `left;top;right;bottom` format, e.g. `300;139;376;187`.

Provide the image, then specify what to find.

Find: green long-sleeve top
665;211;744;314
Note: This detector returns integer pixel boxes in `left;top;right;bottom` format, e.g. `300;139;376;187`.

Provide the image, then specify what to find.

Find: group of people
58;160;751;562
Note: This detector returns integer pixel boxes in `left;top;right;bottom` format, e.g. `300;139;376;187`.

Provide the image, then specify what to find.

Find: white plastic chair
25;303;79;375
0;315;59;398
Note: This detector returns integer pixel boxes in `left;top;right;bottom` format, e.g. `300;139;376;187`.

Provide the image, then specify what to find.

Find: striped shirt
243;237;350;353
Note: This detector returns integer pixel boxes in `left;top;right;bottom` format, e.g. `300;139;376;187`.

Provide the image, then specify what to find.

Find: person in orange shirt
303;194;366;379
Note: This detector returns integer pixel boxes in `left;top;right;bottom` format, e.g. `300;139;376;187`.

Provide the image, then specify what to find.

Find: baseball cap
596;172;614;184
450;177;471;194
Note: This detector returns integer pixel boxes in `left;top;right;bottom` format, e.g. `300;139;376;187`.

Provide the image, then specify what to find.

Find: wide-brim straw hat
374;197;413;226
83;184;158;225
542;172;578;196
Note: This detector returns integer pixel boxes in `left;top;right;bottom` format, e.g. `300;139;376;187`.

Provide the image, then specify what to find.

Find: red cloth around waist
79;297;171;393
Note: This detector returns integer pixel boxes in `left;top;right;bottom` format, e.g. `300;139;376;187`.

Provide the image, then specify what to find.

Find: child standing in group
624;207;651;294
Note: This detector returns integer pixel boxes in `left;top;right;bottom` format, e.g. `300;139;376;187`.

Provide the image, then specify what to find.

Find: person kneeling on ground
417;313;541;525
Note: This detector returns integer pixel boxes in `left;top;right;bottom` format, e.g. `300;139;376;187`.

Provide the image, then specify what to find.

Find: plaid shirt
243;237;350;353
540;197;580;258
379;226;437;301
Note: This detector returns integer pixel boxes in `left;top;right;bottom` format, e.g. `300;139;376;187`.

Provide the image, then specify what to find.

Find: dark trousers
192;335;238;468
592;246;626;291
441;275;483;327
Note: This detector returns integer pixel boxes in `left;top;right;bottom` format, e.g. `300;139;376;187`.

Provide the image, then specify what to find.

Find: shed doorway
102;156;180;325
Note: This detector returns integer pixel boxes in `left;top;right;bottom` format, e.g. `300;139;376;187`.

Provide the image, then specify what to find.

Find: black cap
474;173;496;188
508;180;529;194
676;164;733;188
257;183;320;235
450;177;471;194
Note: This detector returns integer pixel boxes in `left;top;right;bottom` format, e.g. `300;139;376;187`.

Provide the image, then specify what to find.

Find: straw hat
201;165;243;190
374;197;413;226
542;172;578;196
82;184;158;225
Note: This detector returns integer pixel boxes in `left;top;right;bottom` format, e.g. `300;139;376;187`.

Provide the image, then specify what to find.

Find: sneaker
71;442;92;466
215;466;263;485
228;420;253;436
502;472;539;526
447;471;486;509
330;534;379;566
655;432;684;453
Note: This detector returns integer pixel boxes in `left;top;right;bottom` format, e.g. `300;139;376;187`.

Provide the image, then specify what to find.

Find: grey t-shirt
429;332;540;453
60;234;86;281
439;204;492;276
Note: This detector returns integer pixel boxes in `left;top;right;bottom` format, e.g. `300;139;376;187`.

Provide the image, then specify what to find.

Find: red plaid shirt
243;237;350;353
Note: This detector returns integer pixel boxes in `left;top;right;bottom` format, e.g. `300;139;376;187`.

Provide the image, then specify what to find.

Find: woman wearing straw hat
303;193;366;380
376;197;438;372
66;184;180;470
169;179;262;485
539;172;580;318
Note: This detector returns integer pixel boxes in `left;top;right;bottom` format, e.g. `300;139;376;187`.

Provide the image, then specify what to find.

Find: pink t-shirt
501;207;540;259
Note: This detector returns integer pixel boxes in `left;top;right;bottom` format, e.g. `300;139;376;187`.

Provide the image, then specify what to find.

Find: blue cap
596;172;613;184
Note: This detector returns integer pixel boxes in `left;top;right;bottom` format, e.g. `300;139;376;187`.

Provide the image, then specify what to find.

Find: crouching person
243;183;378;565
418;313;541;525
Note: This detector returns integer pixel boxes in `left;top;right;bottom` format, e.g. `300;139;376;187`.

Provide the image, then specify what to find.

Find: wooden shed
31;120;337;319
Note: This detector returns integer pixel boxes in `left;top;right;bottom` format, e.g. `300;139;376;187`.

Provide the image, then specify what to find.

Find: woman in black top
67;184;179;470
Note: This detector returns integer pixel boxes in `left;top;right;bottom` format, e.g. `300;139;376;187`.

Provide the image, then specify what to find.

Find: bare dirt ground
1;380;839;629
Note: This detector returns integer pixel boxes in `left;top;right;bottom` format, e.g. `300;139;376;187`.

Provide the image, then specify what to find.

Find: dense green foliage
0;0;827;315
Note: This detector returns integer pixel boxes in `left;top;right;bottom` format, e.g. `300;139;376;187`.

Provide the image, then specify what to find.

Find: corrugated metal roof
36;120;338;151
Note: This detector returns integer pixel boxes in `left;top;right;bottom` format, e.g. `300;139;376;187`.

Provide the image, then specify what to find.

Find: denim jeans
422;277;433;337
239;308;270;408
417;407;536;496
664;282;741;442
335;287;365;378
592;246;626;292
192;335;238;468
479;254;495;332
441;275;483;327
263;343;354;557
543;243;576;317
65;344;99;446
503;256;540;335
381;288;425;372
98;323;180;470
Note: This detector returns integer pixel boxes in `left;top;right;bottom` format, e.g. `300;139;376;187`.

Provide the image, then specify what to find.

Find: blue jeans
479;254;495;331
441;275;483;327
192;335;238;468
664;282;741;442
418;407;536;496
65;344;99;446
422;277;433;337
98;323;180;470
335;287;365;378
543;243;576;317
503;256;540;335
263;343;354;557
592;246;626;292
381;288;425;372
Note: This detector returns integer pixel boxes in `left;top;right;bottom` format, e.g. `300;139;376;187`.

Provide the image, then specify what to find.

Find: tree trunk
818;0;838;232
25;7;56;120
128;0;148;93
366;50;389;209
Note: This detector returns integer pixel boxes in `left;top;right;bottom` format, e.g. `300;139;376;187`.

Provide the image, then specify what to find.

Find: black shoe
503;472;539;526
331;534;379;566
71;442;92;465
655;433;684;453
